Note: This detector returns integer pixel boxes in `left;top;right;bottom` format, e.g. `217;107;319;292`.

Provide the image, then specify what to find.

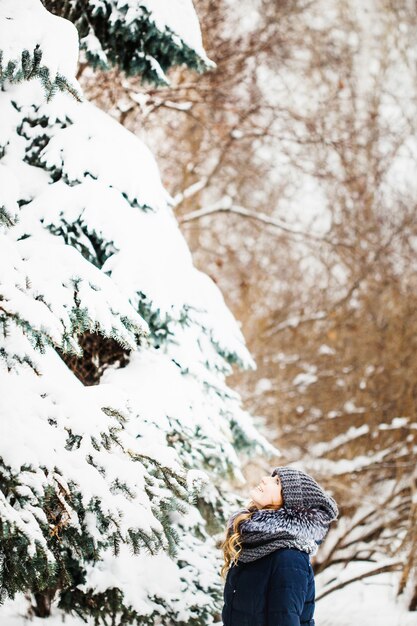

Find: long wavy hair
220;498;281;579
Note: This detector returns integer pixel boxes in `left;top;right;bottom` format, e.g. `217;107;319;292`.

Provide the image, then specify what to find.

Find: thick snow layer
95;0;214;67
78;0;214;82
0;0;79;80
38;100;171;211
0;345;186;555
7;87;256;372
100;349;252;477
139;0;214;66
0;231;148;357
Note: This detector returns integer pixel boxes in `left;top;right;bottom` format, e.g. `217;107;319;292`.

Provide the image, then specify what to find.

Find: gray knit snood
227;467;339;564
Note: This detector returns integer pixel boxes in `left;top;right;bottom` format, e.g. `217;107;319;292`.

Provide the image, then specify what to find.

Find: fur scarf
228;506;333;563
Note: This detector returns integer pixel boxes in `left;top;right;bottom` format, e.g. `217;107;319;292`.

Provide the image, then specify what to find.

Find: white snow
318;344;336;356
124;0;214;67
316;570;417;626
292;369;318;389
80;0;215;81
0;0;80;83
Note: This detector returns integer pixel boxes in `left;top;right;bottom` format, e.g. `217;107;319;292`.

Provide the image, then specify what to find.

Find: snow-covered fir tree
0;1;279;623
42;0;215;85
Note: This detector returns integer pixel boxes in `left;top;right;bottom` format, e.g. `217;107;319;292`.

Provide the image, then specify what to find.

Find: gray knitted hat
271;466;339;521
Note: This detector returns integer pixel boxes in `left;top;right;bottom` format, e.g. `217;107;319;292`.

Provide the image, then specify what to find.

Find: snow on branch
0;0;81;100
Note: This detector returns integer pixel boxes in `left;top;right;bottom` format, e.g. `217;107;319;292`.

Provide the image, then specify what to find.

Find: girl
220;466;339;626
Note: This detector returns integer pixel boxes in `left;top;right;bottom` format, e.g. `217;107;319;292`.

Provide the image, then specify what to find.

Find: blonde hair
220;499;281;579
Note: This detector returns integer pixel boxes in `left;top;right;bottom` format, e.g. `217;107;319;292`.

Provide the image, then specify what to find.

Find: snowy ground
315;573;417;626
2;574;417;626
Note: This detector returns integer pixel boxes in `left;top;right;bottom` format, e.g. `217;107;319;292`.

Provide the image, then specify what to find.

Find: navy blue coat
222;548;315;626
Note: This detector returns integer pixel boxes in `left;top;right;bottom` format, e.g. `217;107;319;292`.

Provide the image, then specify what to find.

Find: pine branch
0;45;82;102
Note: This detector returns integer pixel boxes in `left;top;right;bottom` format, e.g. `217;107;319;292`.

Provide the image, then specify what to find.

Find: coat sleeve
266;558;309;626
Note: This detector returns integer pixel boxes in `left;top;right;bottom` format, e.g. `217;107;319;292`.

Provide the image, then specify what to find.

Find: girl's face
249;473;283;508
